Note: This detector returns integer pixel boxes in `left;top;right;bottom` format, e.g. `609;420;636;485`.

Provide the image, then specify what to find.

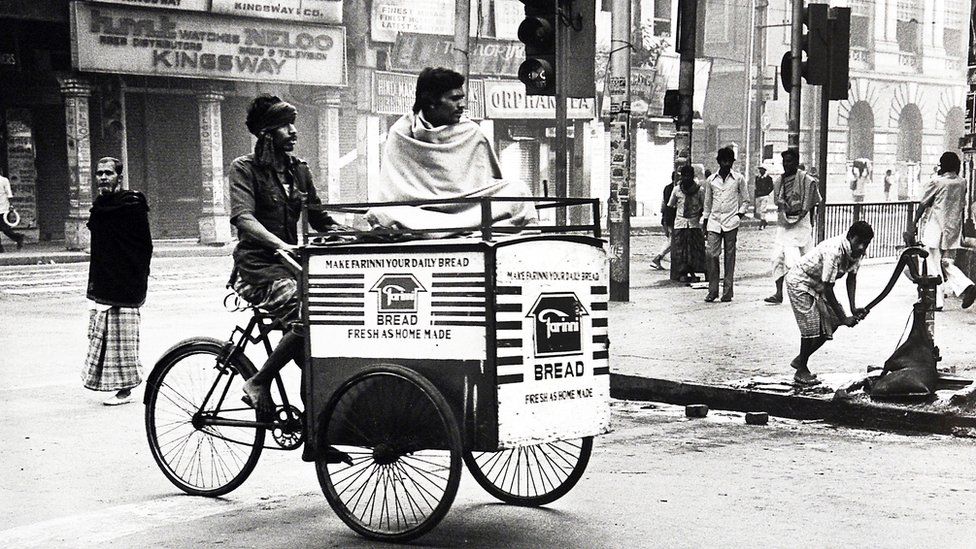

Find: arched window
897;104;923;162
847;101;874;161
944;106;965;154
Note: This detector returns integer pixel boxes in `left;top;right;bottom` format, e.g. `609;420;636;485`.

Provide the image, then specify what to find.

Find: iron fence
821;201;917;258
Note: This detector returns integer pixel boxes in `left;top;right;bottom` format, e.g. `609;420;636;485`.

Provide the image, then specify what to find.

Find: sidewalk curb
610;374;976;436
0;243;234;267
0;253;89;266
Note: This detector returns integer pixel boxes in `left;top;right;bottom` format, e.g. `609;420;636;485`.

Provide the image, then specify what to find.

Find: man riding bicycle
229;94;337;414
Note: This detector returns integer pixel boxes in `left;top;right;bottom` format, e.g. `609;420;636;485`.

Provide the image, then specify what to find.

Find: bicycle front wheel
316;364;462;543
463;437;593;506
145;337;265;497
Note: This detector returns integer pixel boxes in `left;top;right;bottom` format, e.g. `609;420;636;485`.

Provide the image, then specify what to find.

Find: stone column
57;77;94;251
313;89;342;204
885;0;898;43
196;91;231;245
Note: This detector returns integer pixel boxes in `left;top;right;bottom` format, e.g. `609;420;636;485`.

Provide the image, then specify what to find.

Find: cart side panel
494;239;611;448
305;249;487;361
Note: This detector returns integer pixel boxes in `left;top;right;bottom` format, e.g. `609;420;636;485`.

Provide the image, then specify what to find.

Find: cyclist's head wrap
246;94;298;165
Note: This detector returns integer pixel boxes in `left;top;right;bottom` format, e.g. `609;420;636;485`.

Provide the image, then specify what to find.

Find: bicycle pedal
324;447;353;465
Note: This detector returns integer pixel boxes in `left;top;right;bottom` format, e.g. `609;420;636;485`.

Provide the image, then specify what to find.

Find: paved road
2;398;974;548
3;251;975;547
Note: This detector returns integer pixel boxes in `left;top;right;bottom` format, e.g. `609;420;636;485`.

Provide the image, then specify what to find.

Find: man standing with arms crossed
765;149;822;304
702;146;749;302
82;157;152;405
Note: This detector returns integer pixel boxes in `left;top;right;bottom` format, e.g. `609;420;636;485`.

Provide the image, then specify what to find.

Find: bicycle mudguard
143;336;258;405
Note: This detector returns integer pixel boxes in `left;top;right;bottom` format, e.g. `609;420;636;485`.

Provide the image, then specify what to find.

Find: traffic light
801;3;829;85
517;0;557;96
827;7;851;100
564;0;596;98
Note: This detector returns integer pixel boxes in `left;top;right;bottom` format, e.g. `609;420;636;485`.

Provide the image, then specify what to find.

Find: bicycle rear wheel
463;437;593;506
145;337;265;497
315;364;462;543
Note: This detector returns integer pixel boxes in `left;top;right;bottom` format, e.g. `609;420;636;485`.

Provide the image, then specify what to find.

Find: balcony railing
898;51;921;71
849;47;872;70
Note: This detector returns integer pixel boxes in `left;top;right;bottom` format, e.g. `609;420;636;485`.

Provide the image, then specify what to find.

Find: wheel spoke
146;343;264;496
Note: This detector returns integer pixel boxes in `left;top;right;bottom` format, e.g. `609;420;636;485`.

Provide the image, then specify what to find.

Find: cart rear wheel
145;338;265;497
315;364;462;543
464;437;593;506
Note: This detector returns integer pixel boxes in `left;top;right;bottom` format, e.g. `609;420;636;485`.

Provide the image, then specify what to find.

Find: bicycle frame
196;313;302;443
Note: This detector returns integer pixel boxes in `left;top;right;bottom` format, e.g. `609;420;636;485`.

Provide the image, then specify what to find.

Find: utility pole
674;0;698;167
788;0;803;152
741;0;757;181
453;0;471;84
608;0;631;301
754;1;768;171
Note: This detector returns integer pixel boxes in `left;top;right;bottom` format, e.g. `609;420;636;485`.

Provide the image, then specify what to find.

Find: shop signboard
71;2;346;86
493;0;523;41
87;0;210;12
373;71;484;119
83;0;341;23
371;0;478;43
483;80;595;120
4;110;38;229
211;0;342;24
391;33;522;77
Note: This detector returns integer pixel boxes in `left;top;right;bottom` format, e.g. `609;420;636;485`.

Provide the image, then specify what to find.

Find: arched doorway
897;104;923;162
944;106;964;154
847;101;874;161
896;104;924;199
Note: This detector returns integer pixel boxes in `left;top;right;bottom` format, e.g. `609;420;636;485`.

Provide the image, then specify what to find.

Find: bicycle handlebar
276;248;303;276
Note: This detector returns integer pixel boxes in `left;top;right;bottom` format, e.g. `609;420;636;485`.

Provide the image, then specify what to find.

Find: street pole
755;1;768;171
674;0;697;168
788;0;803;152
816;61;829;243
453;0;471;84
555;3;568;227
608;0;631;302
741;0;757;181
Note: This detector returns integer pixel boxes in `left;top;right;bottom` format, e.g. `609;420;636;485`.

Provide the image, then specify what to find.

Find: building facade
698;0;969;204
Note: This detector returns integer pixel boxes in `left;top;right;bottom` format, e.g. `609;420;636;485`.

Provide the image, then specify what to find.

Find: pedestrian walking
650;172;677;271
786;221;873;385
754;165;773;229
82;157;153;405
702;146;748;302
906;151;976;310
883;169;893;201
765;149;822;304
0;171;25;252
667;165;706;282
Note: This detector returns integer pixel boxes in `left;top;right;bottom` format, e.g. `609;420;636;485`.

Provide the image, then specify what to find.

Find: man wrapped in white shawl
367;67;537;232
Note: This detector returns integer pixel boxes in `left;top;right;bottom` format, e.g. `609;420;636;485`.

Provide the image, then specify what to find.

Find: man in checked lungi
229;94;338;414
83;157;153;405
785;220;874;385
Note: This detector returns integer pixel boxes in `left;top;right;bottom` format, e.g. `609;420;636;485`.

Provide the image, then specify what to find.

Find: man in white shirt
0;171;25;252
702;146;749;302
906;151;976;310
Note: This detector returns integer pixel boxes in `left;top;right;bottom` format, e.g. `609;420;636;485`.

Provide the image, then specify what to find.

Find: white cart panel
494;239;611;447
307;250;487;360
